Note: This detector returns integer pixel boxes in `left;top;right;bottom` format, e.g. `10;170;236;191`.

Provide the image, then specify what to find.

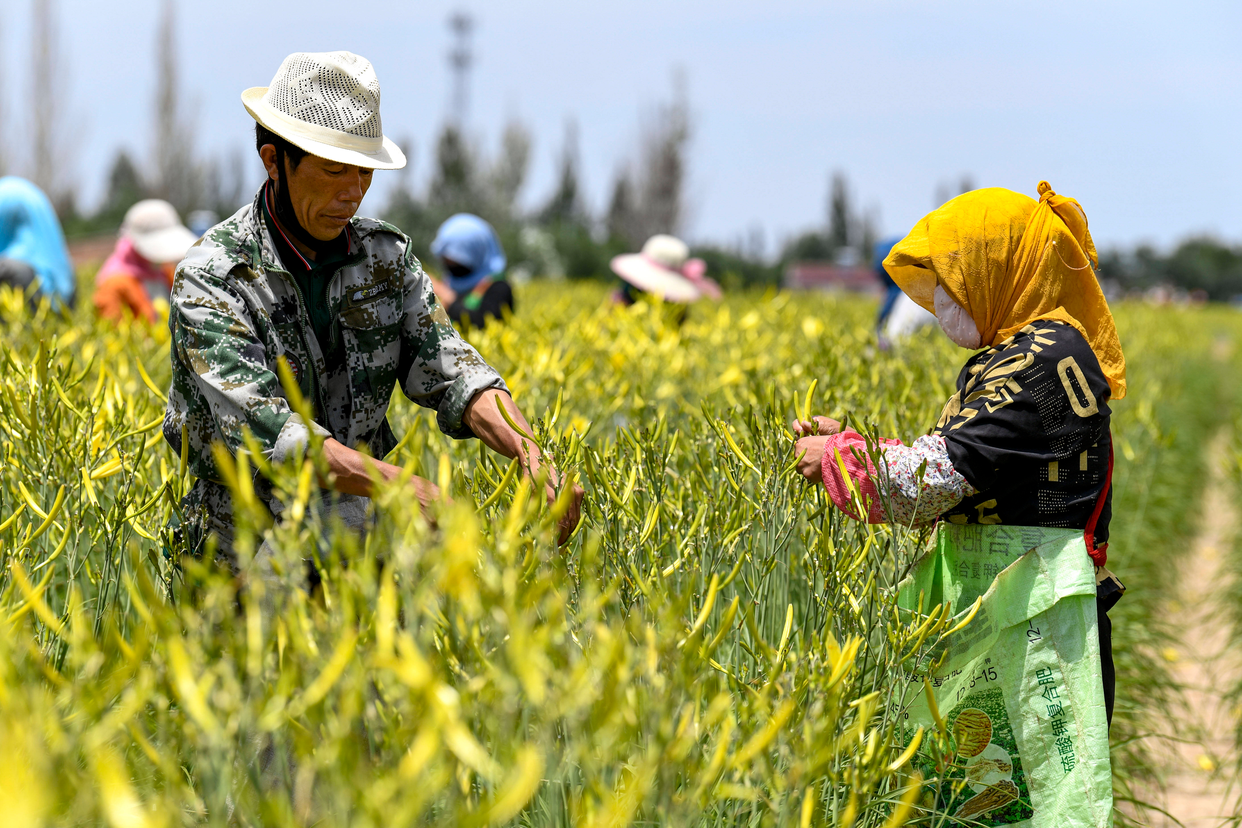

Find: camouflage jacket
163;186;507;550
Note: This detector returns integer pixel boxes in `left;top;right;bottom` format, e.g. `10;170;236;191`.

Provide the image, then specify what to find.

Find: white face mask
934;284;983;349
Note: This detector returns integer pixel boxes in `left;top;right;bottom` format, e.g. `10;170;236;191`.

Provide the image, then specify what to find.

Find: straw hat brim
610;254;701;303
131;224;200;264
242;87;407;171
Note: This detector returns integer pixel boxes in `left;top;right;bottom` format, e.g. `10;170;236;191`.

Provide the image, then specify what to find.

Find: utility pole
447;11;474;128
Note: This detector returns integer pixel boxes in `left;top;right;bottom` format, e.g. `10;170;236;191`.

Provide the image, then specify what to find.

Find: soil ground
66;233;117;268
1151;429;1241;827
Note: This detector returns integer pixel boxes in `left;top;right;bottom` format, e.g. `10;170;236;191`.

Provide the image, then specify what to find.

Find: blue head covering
430;213;506;293
0;177;74;306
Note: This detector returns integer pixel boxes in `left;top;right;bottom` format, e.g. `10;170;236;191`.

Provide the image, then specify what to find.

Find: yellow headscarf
883;181;1126;400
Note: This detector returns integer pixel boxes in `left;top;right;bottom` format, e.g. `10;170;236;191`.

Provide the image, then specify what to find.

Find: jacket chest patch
351;283;392;303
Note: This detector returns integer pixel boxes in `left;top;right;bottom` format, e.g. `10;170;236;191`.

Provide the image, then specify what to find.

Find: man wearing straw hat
163;51;581;562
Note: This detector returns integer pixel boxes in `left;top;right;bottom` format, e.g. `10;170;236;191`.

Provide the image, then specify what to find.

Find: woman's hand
429;276;457;306
794;436;829;484
792;416;841;437
791;416;841;485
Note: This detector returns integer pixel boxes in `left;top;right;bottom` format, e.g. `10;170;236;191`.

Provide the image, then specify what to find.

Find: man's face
259;144;374;241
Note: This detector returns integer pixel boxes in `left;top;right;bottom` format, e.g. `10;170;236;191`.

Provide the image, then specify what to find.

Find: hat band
643;254;688;276
257;93;385;155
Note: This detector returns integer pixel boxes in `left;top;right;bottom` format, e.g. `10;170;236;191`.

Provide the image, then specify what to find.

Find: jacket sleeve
821;431;976;527
395;245;508;439
170;264;330;465
819;430;902;523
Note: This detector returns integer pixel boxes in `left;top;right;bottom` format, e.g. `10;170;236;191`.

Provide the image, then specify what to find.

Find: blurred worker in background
165;50;582;570
794;182;1126;727
873;236;902;334
610;234;720;312
873;235;935;349
429;213;514;328
0;176;75;309
94;199;198;324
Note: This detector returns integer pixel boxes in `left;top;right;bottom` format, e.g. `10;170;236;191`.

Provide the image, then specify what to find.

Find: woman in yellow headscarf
792;183;1125;783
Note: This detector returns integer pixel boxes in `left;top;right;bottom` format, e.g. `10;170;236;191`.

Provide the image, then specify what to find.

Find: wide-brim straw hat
610;234;702;303
121;199;199;264
242;51;406;170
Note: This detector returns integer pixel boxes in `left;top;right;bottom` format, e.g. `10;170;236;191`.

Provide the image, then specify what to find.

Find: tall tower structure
447;11;475;127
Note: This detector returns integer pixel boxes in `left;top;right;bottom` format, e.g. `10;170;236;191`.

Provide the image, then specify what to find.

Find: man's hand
547;479;585;545
791;416;841;437
410;475;443;518
463;388;585;545
322;437;441;522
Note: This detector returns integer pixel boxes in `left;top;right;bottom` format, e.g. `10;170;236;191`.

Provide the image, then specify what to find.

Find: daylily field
1;279;1240;826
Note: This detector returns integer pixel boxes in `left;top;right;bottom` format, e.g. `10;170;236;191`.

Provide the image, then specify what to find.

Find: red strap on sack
1083;436;1114;567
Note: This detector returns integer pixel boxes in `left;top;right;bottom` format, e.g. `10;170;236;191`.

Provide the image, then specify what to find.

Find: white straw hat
242;51;406;170
121;199;199;264
610;235;702;303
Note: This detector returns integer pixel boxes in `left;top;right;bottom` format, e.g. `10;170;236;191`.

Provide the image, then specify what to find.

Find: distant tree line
8;2;1242;299
1099;240;1242;301
13;0;250;239
382;80;696;284
2;0;80;216
0;0;880;291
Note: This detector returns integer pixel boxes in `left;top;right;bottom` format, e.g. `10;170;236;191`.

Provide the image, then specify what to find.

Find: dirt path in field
1152;427;1241;827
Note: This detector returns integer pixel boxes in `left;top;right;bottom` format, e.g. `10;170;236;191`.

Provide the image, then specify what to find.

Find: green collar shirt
259;186;361;376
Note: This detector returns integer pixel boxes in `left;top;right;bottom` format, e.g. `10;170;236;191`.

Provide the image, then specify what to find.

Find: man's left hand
463;388;587;545
546;480;585;545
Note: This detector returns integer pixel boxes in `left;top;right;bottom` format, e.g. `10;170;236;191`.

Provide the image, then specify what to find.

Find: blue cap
430;213;507;293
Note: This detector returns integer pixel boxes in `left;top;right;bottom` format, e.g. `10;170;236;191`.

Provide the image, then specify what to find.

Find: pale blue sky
2;0;1239;252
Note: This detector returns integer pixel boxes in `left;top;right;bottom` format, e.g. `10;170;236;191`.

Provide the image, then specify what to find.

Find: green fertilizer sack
897;523;1112;827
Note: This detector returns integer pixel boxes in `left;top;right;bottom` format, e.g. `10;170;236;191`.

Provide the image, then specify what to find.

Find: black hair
254;122;343;254
254;123;307;170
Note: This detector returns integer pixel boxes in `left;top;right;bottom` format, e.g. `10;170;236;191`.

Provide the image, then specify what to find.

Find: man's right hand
791;416;842;437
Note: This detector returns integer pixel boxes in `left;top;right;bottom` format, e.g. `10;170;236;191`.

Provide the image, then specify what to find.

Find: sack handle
1084;433;1113;567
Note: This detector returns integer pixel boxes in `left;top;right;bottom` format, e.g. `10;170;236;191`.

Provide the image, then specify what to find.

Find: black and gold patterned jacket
933;321;1112;544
